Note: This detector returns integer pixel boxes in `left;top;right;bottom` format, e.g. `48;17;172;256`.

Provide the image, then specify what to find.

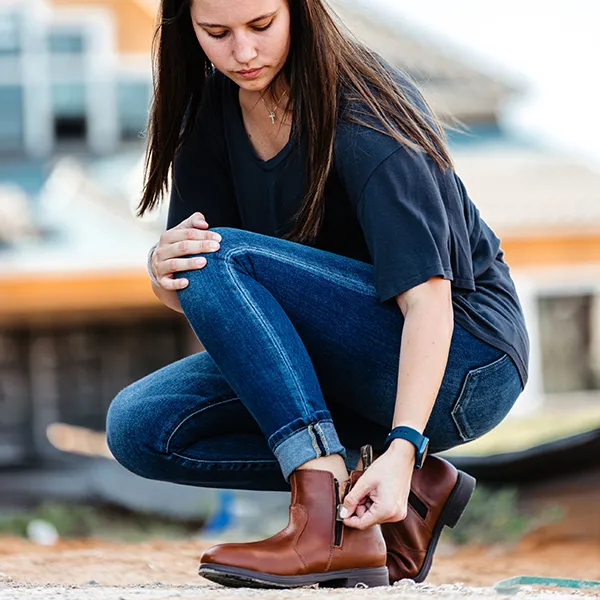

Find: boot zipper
334;478;343;547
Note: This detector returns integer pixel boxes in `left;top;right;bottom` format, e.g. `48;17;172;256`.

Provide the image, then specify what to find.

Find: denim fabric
107;227;523;492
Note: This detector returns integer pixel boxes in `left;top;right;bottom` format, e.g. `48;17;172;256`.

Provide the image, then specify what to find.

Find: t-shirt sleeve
354;146;454;303
167;79;241;230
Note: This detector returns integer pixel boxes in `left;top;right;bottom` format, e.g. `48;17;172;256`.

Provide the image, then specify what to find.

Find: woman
106;0;529;590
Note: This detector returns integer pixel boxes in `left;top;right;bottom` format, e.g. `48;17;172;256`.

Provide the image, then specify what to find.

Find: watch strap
384;426;429;469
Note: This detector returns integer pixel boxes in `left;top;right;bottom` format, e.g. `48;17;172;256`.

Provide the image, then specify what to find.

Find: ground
0;530;599;599
1;456;599;599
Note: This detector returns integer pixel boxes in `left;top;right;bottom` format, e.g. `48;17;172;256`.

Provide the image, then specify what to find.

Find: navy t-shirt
167;68;530;386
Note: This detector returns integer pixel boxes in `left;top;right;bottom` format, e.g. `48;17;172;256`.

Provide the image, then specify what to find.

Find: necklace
261;90;288;125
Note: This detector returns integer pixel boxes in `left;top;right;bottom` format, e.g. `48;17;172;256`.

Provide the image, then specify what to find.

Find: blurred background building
1;0;599;523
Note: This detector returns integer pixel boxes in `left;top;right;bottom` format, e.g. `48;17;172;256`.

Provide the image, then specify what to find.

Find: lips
238;68;262;75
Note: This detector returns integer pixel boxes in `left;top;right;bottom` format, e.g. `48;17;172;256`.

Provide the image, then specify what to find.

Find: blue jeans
107;228;523;492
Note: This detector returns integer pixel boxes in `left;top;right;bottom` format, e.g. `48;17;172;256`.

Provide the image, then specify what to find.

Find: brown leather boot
380;454;476;583
199;469;389;589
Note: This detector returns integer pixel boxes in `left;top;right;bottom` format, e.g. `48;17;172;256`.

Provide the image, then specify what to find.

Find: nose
232;31;258;67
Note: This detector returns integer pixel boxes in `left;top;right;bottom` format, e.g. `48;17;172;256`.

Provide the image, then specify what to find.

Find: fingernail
195;258;206;266
209;241;220;250
339;507;349;519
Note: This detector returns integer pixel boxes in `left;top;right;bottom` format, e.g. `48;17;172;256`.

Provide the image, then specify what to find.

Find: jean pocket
451;353;522;443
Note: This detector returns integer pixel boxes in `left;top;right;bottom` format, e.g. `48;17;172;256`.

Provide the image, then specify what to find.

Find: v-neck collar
226;77;296;171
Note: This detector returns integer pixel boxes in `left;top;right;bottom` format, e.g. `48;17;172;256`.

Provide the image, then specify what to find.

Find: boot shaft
291;469;386;572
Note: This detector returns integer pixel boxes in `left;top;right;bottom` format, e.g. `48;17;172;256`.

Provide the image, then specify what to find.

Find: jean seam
171;452;278;465
313;422;330;454
165;397;239;454
222;244;376;298
308;424;322;456
224;247;316;422
269;416;334;453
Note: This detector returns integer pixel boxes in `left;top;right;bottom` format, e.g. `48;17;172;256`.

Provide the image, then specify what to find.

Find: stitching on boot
291;504;310;572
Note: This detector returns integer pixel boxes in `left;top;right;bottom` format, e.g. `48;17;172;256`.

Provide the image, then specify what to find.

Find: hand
151;212;222;290
340;440;416;530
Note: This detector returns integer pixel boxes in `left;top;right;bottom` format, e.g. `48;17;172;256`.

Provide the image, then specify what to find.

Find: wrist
147;243;160;287
384;425;429;469
387;438;417;462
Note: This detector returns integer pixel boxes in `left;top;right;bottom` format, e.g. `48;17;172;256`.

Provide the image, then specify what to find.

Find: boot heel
444;470;476;529
322;567;390;588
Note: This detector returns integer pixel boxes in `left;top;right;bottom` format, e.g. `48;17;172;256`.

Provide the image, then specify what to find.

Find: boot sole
412;469;477;583
199;563;390;589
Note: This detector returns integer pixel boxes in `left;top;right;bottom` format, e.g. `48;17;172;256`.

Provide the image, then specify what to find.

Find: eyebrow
197;10;277;28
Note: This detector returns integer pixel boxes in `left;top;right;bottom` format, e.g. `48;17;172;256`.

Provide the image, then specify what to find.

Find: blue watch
384;426;430;469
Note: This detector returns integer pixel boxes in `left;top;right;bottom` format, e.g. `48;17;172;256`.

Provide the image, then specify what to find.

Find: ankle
296;453;349;484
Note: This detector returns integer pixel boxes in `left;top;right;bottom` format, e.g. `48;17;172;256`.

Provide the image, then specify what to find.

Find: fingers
344;498;408;531
155;252;210;290
159;227;223;251
344;507;380;531
153;216;223;289
174;212;208;230
154;228;222;291
158;274;191;292
341;479;371;518
158;235;221;262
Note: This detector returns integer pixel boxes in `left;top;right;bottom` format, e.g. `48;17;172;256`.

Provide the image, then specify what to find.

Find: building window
118;80;151;141
0;13;20;55
49;31;85;54
539;295;595;393
52;83;87;142
0;86;24;152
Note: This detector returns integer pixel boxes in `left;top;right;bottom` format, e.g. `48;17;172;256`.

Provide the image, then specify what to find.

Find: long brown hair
138;0;464;244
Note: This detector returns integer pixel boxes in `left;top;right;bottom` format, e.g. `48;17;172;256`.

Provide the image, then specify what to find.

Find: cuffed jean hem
273;420;347;482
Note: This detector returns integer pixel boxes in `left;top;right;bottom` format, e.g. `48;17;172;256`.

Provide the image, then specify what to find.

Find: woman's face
190;0;291;93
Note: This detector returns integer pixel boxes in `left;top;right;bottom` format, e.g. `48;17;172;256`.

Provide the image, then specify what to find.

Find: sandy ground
1;474;599;599
0;534;599;599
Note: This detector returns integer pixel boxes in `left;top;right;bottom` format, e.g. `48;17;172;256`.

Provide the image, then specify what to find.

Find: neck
239;78;290;113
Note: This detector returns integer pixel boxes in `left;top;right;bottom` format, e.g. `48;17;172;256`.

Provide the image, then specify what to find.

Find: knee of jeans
207;227;262;264
181;227;256;287
106;384;164;479
210;227;254;245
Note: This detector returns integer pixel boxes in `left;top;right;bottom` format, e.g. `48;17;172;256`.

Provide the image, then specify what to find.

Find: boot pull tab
360;444;373;471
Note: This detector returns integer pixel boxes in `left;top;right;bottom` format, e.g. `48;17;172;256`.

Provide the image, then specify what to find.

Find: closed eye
206;21;273;40
253;22;272;32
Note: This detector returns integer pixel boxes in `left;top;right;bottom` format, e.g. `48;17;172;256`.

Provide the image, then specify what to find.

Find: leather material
201;469;387;577
379;455;459;582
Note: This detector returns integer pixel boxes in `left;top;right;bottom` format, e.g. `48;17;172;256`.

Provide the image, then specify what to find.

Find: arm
334;126;459;527
388;276;453;454
150;77;239;311
341;276;453;528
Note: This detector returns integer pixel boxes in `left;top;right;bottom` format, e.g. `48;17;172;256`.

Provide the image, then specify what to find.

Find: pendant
269;111;276;125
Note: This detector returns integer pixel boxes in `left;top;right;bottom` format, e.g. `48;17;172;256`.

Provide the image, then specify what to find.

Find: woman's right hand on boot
151;212;222;290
